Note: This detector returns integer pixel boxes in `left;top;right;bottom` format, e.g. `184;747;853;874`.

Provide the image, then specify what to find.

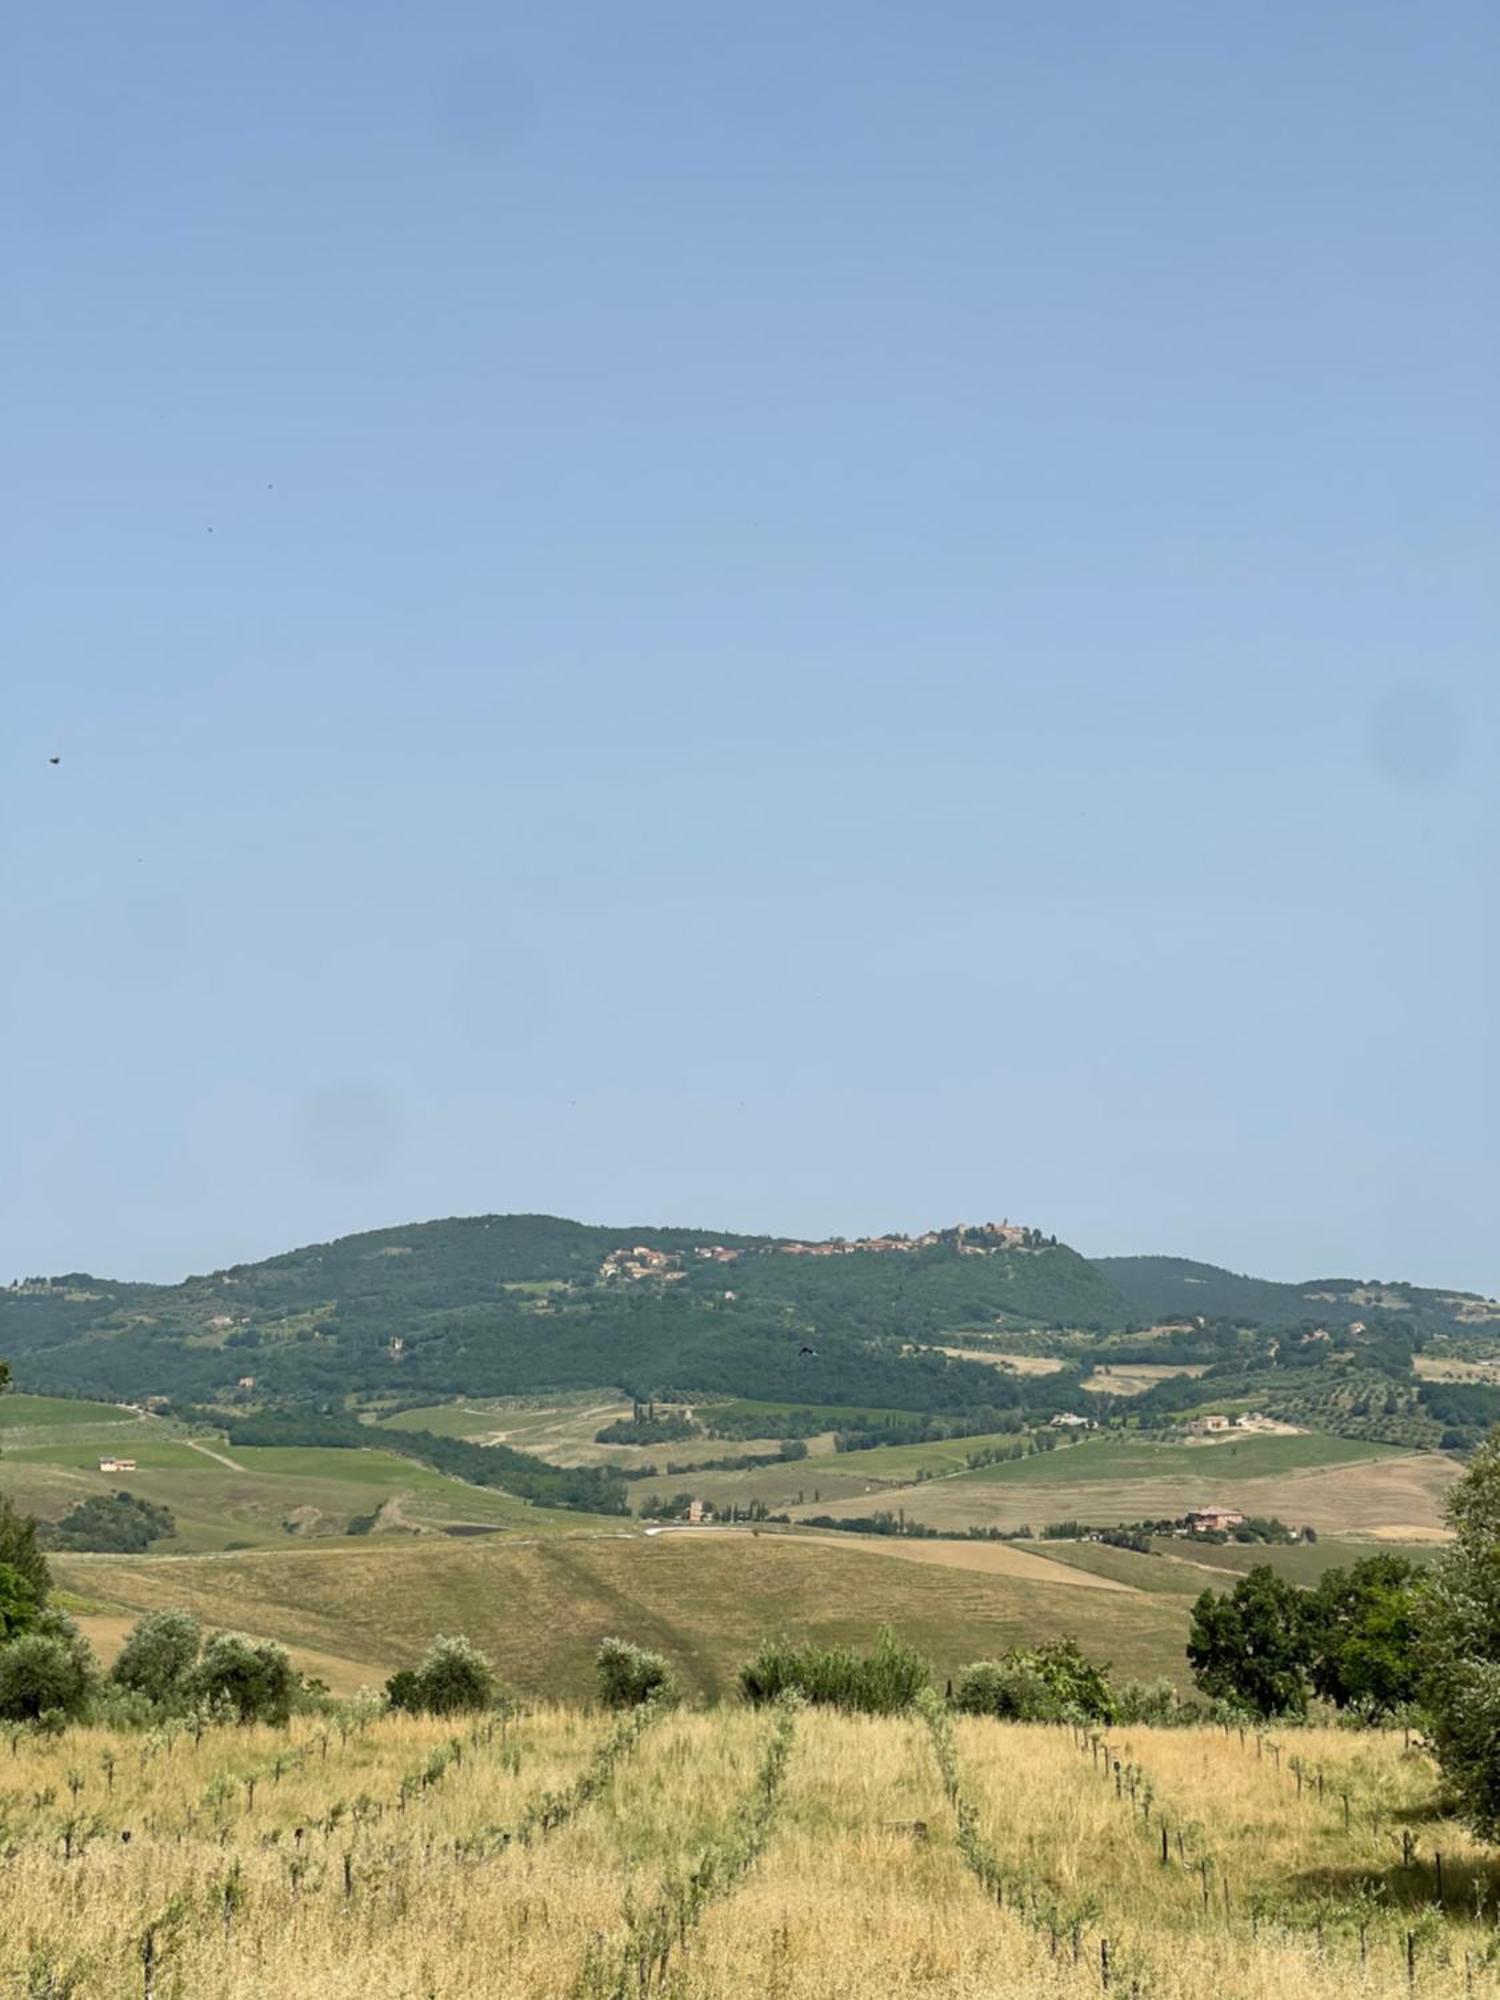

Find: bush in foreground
0;1619;95;1722
189;1633;297;1724
386;1634;500;1717
111;1609;203;1709
0;1561;43;1643
952;1638;1118;1723
739;1626;927;1714
596;1636;677;1710
0;1496;52;1606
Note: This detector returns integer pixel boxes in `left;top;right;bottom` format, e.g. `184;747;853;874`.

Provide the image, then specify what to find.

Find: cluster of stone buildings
600;1242;744;1282
600;1220;1047;1281
599;1245;688;1283
778;1220;1038;1257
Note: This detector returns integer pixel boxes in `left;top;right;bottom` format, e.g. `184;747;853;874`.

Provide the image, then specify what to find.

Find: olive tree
0;1622;94;1722
111;1610;203;1709
386;1635;498;1717
188;1633;297;1724
596;1636;677;1710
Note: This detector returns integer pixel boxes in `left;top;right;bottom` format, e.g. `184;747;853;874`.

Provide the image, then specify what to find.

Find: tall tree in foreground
1421;1436;1500;1838
1186;1565;1313;1718
1307;1554;1422;1717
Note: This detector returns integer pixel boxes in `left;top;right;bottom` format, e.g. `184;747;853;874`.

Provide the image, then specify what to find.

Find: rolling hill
0;1214;1129;1410
6;1214;1494;1420
54;1528;1194;1699
1095;1255;1500;1336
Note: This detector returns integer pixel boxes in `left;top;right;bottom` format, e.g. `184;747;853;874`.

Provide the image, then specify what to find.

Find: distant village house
98;1457;136;1474
1186;1507;1245;1534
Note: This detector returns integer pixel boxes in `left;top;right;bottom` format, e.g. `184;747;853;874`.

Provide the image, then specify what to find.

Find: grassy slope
791;1436;1462;1535
0;1393;141;1428
953;1433;1402;1486
1031;1533;1444;1594
55;1531;1192;1698
0;1437;609;1552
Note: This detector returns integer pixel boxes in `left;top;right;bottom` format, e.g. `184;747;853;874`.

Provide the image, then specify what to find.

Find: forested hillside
0;1215;1123;1411
2;1217;1493;1421
1096;1256;1497;1338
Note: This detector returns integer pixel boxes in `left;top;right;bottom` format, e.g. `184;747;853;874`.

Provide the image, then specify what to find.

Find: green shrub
0;1623;95;1722
952;1658;1057;1721
1115;1676;1199;1726
953;1639;1117;1723
111;1610;203;1709
188;1633;297;1724
385;1635;499;1717
0;1562;43;1643
739;1626;927;1714
0;1498;51;1604
596;1636;677;1710
38;1492;175;1554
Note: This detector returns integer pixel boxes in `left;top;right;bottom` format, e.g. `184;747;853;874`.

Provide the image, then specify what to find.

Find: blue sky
3;2;1496;1289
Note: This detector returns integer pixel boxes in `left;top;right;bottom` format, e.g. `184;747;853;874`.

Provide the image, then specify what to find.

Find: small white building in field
98;1457;136;1474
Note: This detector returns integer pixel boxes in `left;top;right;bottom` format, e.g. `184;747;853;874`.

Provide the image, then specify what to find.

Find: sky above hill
3;2;1496;1291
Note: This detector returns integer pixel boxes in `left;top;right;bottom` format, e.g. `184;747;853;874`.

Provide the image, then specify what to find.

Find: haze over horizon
4;2;1496;1293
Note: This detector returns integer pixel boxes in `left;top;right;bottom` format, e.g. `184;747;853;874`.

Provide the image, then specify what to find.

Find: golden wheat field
2;1701;1496;2000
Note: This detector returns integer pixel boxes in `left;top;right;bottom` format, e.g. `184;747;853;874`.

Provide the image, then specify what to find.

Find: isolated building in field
98;1457;136;1474
1185;1507;1244;1534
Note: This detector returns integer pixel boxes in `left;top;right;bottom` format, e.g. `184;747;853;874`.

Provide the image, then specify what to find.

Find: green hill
5;1220;1491;1427
1095;1255;1498;1336
0;1215;1130;1414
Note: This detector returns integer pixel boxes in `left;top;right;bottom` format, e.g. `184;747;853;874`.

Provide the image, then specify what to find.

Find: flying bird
799;1344;818;1358
48;756;60;765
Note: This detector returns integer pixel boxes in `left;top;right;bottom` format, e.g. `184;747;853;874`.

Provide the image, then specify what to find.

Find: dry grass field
1079;1363;1210;1397
0;1702;1493;1999
793;1445;1463;1538
55;1533;1195;1699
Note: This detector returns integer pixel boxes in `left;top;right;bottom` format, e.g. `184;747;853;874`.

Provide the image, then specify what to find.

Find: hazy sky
4;3;1496;1291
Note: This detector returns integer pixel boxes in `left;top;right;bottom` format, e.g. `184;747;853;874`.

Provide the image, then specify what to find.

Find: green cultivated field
0;1435;615;1553
953;1433;1400;1486
0;1392;143;1429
